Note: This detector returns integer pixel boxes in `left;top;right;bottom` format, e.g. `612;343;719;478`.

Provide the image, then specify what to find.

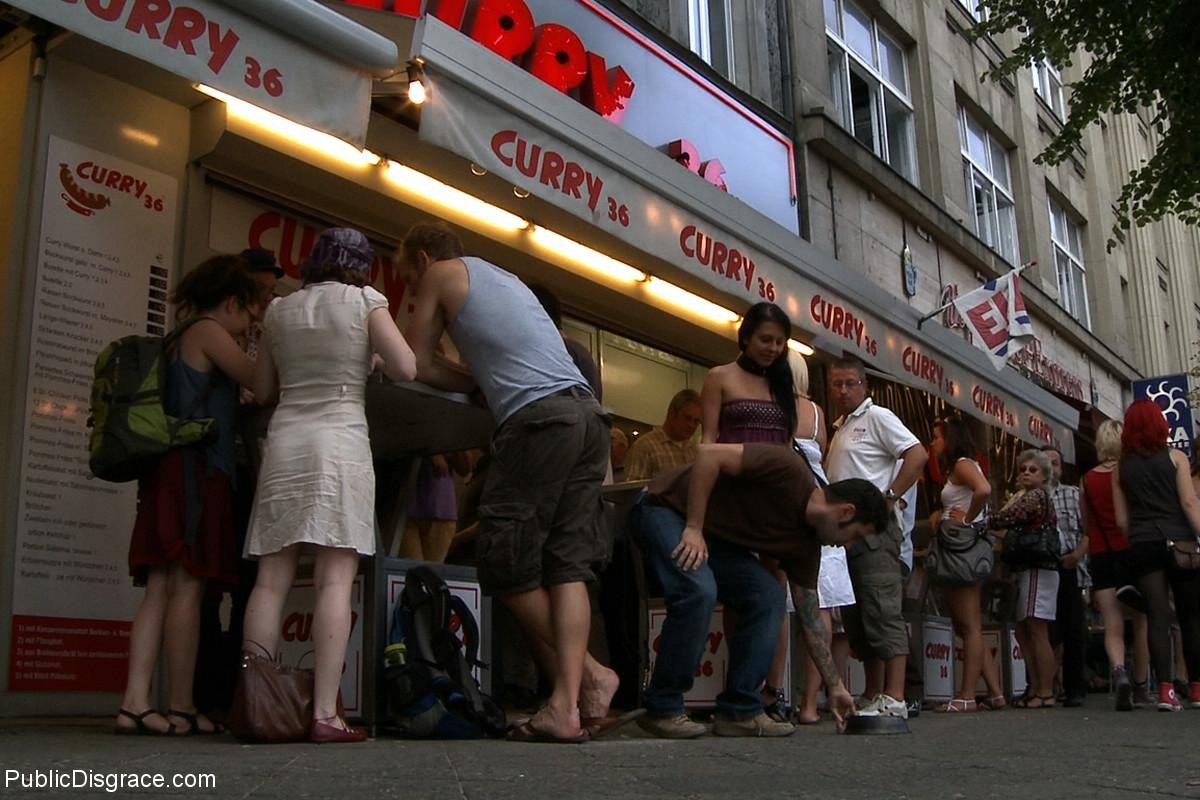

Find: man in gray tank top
398;222;621;743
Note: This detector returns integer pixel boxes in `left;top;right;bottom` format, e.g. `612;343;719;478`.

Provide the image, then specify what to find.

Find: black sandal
167;709;224;735
115;709;175;736
762;685;791;723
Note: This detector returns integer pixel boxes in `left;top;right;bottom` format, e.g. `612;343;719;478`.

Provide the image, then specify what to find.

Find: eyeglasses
831;380;863;389
1017;465;1042;474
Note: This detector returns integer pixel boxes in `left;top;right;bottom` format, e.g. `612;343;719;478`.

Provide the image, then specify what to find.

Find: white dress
794;400;856;609
246;283;386;557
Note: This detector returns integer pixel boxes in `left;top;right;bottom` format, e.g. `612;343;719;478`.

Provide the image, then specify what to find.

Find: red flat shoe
309;718;368;744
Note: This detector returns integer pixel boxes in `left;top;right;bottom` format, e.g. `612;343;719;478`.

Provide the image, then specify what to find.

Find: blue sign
1132;374;1195;456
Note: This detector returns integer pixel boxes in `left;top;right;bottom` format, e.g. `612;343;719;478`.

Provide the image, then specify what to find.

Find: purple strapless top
717;399;789;444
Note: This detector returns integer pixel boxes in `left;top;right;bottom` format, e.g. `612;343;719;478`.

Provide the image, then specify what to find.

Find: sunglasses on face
1018;465;1042;474
831;380;863;389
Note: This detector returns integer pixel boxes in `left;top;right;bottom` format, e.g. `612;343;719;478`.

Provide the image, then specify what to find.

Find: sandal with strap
115;709;176;736
933;698;977;713
166;709;225;735
762;685;791;723
979;695;1007;711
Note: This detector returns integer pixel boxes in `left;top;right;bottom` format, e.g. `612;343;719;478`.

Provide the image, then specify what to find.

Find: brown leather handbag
1171;539;1200;571
227;641;314;743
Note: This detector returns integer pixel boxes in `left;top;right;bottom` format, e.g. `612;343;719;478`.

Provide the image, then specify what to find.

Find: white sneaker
854;693;908;719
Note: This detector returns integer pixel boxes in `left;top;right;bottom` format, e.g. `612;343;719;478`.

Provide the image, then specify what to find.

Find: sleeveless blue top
165;357;238;477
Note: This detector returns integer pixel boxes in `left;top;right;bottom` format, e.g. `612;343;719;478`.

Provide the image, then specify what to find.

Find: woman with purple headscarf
241;228;416;743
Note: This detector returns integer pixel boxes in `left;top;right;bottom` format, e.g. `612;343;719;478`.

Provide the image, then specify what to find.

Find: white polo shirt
827;397;922;568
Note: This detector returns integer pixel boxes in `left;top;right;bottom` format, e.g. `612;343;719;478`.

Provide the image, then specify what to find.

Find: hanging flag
952;269;1036;370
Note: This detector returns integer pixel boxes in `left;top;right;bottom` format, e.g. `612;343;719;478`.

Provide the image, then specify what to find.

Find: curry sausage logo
59;163;110;217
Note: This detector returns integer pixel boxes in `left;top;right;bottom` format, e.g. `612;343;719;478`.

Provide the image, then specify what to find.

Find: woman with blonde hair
1082;419;1150;709
788;351;855;724
988;449;1059;708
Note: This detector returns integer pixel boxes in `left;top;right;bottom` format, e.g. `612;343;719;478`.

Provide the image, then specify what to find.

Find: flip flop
506;721;589;744
793;716;822;726
581;708;647;739
115;709;176;736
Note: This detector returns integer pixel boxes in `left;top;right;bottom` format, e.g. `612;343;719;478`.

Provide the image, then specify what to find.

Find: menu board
8;137;177;692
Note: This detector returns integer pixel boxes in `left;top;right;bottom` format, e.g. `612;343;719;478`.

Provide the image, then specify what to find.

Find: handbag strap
242;639;273;659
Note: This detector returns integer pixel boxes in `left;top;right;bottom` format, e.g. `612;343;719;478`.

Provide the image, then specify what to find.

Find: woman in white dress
241;228;416;743
788;352;856;724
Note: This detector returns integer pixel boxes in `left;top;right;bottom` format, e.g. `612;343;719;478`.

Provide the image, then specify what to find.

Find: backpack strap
444;595;488;718
165;315;219;434
402;567;452;672
449;595;487;670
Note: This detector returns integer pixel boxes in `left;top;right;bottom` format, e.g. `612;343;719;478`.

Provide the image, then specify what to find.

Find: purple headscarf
301;227;373;281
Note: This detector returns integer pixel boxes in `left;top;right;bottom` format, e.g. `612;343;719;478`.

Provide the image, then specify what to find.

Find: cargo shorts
842;516;908;660
475;387;611;596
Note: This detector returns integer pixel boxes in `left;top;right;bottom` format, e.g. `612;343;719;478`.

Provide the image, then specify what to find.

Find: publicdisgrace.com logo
5;768;216;793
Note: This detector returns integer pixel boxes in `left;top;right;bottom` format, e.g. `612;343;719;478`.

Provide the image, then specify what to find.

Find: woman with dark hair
930;418;1004;712
1111;398;1200;712
241;228;417;742
700;301;795;721
116;255;259;735
988;449;1059;708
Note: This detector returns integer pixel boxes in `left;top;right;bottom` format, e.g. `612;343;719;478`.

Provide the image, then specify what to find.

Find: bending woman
241;229;416;742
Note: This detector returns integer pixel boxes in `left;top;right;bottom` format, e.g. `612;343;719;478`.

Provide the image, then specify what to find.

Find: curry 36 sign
6;0;376;145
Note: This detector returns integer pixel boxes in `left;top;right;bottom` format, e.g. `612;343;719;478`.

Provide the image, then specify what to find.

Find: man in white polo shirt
826;356;927;718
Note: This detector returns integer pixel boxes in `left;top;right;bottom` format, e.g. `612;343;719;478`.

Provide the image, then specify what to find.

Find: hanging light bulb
406;61;426;105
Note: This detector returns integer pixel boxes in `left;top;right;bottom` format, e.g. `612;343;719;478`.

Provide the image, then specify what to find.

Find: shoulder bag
927;517;994;585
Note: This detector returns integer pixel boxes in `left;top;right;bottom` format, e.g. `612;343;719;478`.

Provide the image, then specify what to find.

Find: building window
955;0;988;22
959;107;1018;263
687;0;734;81
825;0;916;180
1032;59;1065;119
1049;197;1090;329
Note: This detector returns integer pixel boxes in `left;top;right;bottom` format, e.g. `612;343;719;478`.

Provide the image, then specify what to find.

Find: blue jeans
630;495;784;721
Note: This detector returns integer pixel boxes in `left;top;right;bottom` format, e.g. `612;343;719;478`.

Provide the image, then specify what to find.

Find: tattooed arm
793;584;854;726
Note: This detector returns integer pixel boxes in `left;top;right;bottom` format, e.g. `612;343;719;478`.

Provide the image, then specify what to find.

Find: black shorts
1089;550;1133;590
1125;540;1172;580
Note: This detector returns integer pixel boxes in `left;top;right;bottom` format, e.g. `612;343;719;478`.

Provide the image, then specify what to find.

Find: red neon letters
667;140;727;191
428;0;636;120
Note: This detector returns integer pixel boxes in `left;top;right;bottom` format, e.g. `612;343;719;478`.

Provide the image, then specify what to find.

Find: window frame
825;0;916;181
687;0;736;82
958;106;1019;264
1032;59;1065;120
955;0;988;22
1048;196;1090;329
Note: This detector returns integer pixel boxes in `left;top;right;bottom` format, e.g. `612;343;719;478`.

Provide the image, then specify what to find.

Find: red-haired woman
1111;399;1200;711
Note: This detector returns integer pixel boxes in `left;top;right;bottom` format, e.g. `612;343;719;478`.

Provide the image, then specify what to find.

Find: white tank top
941;458;985;523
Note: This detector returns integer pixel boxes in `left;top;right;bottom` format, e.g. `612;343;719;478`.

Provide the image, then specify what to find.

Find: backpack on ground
384;566;506;738
87;317;215;482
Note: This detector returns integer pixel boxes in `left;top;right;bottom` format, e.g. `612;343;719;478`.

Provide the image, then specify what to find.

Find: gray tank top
448;257;587;426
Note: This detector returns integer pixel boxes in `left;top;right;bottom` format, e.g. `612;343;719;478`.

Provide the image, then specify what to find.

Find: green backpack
87;318;217;483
